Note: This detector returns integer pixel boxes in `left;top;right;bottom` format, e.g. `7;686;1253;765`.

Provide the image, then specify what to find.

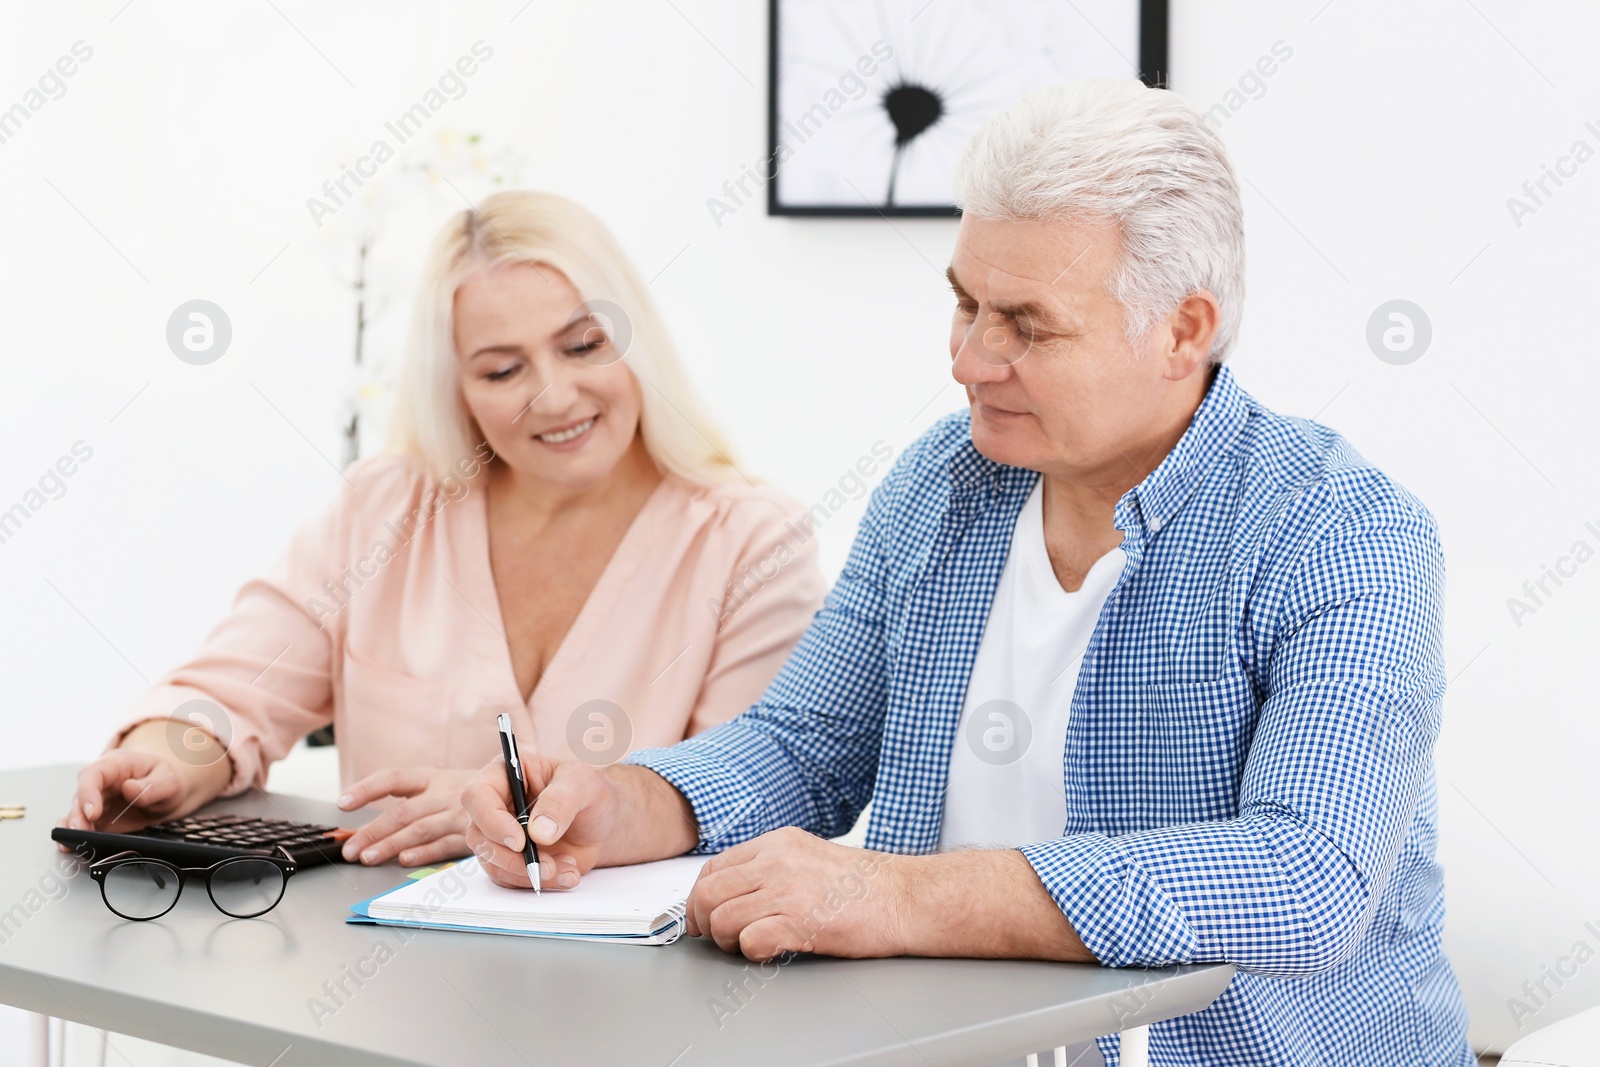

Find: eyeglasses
88;850;297;921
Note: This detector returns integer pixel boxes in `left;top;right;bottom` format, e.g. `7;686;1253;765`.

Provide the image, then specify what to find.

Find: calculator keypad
141;815;349;863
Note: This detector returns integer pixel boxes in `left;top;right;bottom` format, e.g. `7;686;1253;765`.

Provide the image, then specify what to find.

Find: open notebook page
368;855;710;937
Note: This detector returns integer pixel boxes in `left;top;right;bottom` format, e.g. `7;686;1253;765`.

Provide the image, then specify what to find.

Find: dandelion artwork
765;0;1167;217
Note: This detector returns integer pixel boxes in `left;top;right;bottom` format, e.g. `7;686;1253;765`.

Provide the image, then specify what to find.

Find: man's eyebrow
988;297;1061;328
945;266;970;298
945;265;1065;329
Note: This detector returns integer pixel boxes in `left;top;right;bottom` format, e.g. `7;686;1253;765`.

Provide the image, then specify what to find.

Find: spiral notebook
347;854;710;945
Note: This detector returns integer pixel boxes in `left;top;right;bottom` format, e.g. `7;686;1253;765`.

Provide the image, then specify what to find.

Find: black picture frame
766;0;1169;218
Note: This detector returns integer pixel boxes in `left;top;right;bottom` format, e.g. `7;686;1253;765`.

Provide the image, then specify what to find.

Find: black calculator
52;814;355;868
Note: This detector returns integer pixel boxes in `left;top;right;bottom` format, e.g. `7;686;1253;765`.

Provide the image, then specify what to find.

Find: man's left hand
685;827;905;960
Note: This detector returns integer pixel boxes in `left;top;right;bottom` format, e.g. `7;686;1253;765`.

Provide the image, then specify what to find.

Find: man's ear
1157;289;1221;380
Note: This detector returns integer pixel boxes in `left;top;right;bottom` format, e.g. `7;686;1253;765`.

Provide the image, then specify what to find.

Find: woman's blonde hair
385;190;739;484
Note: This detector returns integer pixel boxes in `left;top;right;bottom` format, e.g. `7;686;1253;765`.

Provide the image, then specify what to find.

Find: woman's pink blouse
110;456;826;794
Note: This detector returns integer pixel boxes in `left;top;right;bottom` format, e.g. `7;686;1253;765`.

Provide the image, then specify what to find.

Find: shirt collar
947;364;1250;537
1118;364;1249;538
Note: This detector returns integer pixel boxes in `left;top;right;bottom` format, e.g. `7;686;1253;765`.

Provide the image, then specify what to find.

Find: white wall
1;0;1596;1056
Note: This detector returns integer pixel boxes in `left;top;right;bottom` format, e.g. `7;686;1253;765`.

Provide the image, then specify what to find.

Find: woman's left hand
336;767;478;867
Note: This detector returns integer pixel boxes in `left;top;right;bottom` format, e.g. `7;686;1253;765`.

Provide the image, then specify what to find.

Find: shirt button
1150;516;1164;532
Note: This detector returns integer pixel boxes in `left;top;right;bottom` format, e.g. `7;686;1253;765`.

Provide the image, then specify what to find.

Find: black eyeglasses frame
87;849;297;921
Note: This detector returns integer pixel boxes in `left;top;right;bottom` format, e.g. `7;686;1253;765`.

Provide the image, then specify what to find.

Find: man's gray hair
954;79;1246;362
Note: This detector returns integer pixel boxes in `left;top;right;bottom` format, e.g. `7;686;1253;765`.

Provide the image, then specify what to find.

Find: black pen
496;713;541;893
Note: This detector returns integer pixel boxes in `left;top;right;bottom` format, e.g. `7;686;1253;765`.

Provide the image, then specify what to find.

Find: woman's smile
533;415;598;450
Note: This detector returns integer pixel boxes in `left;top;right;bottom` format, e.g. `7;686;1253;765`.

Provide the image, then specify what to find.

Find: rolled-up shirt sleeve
1017;500;1446;977
109;488;346;796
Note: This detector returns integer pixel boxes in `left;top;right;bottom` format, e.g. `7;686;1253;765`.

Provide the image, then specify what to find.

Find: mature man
464;80;1472;1064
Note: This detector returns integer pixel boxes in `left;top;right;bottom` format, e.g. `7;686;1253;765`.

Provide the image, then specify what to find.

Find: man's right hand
460;756;699;890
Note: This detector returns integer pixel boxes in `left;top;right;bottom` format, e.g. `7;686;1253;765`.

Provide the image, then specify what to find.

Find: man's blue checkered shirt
624;366;1473;1065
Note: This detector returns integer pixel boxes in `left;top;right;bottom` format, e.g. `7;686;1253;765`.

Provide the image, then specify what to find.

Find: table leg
1120;1025;1149;1067
28;1013;50;1067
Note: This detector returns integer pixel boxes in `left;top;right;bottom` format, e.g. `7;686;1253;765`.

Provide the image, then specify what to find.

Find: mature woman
60;191;824;875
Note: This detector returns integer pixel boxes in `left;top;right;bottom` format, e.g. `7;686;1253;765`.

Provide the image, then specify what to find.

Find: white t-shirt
937;478;1126;850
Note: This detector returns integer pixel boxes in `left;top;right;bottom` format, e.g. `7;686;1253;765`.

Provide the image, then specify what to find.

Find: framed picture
766;0;1168;217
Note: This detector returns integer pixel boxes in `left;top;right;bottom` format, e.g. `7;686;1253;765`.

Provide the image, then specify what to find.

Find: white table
0;764;1231;1066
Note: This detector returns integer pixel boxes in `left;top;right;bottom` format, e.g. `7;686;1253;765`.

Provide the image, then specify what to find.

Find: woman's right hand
58;719;232;848
59;748;193;839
